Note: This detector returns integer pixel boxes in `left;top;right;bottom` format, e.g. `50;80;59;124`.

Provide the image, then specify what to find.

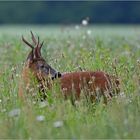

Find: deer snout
51;71;62;80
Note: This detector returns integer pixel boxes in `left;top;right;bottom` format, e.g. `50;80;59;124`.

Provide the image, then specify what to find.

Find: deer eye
40;65;45;69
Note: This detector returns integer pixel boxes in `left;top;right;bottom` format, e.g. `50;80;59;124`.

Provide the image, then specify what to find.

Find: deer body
19;32;120;103
60;71;119;102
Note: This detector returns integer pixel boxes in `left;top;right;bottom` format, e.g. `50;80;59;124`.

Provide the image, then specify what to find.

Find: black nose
57;72;62;78
52;72;62;80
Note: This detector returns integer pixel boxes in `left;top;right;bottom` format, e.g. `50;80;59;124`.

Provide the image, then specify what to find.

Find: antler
22;35;34;49
37;41;44;57
31;31;37;45
39;41;44;51
34;36;41;58
32;31;44;58
22;31;44;59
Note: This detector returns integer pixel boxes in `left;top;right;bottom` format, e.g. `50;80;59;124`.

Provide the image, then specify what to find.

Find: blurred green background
0;1;140;24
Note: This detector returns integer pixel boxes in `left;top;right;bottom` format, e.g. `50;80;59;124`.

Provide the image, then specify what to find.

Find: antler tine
22;35;34;49
34;36;41;58
40;41;44;49
37;36;40;48
30;31;37;45
38;41;44;56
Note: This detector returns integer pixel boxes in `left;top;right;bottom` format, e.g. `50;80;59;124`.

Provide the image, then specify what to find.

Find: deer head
22;31;61;83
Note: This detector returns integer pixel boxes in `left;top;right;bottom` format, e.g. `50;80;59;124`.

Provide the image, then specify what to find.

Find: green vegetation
0;25;140;139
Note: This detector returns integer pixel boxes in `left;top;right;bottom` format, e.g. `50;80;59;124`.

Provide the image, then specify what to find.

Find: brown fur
19;32;120;104
60;71;119;103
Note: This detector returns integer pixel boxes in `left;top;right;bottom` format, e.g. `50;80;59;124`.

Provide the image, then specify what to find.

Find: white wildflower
95;87;100;92
36;115;45;122
129;99;132;103
137;59;140;63
11;67;16;72
33;101;36;105
1;108;6;113
53;120;63;128
82;19;88;26
75;100;80;106
87;30;92;35
39;101;48;108
15;74;19;77
120;92;126;98
62;88;67;91
88;80;93;84
8;108;20;117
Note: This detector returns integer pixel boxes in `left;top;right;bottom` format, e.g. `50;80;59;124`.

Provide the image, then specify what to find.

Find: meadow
0;25;140;139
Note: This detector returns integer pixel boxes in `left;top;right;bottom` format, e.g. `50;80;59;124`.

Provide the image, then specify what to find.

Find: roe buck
19;32;120;104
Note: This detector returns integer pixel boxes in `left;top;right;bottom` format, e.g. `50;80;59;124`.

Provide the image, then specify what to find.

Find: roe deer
19;32;120;104
19;31;61;99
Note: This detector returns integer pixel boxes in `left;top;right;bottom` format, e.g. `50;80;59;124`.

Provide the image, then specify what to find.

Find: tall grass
0;25;140;138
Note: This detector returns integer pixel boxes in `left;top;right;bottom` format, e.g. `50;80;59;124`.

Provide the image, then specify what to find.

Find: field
0;25;140;139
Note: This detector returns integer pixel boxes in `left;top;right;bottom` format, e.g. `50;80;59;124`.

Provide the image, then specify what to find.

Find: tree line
0;1;140;24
